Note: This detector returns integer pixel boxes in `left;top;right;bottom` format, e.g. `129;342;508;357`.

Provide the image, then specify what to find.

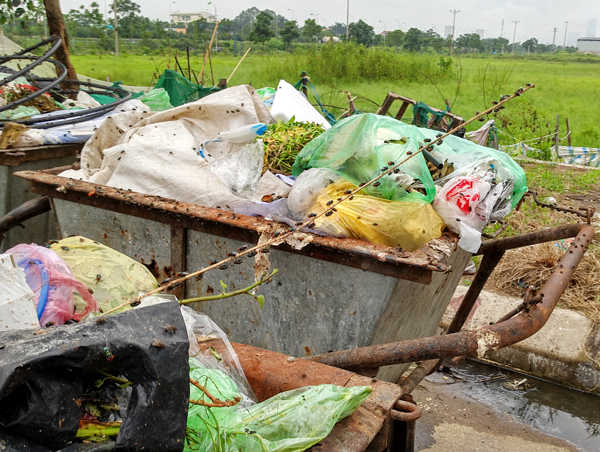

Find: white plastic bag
270;80;331;129
433;176;491;253
0;254;39;331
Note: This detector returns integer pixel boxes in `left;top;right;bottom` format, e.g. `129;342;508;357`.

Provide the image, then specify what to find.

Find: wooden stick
227;47;251;84
565;117;571;147
208;49;215;86
200;21;219;85
554;113;560;158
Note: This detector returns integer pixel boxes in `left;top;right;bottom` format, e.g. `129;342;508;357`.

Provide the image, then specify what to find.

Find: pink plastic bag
6;244;98;326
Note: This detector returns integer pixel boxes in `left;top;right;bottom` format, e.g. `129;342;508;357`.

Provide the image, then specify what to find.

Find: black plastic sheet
0;303;189;451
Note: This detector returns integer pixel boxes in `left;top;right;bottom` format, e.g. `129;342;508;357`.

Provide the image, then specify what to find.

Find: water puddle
433;359;600;451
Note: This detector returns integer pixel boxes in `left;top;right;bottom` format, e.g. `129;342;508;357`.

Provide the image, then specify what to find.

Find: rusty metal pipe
0;196;51;242
397;360;439;394
476;223;586;255
309;225;593;370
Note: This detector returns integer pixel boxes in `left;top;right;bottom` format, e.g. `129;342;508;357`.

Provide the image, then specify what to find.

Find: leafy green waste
185;359;372;452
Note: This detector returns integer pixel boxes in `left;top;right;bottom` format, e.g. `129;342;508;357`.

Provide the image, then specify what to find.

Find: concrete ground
413;377;579;452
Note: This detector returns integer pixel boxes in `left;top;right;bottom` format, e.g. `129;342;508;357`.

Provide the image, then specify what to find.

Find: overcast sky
59;0;599;45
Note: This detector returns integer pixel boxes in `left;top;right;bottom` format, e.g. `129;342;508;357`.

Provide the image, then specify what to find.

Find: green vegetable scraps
262;119;325;176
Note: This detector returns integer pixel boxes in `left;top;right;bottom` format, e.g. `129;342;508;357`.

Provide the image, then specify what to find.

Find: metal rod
0;196;51;245
476;223;586;255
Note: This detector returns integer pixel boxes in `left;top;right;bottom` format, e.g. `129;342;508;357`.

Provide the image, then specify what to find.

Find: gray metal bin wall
0;144;81;251
17;168;471;383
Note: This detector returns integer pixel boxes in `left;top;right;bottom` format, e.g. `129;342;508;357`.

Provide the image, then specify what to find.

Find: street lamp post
311;13;320;50
208;1;218;50
379;20;386;33
346;0;349;42
288;8;294;21
169;1;175;68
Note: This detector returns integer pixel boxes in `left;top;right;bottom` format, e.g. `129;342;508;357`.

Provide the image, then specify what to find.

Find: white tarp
60;85;291;210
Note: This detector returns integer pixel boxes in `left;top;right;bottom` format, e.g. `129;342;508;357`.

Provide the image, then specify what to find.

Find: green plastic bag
293;113;527;208
293;114;437;203
0;105;40;120
185;358;372;452
138;88;174;112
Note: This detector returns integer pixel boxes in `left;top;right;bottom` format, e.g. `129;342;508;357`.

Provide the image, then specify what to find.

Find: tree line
1;2;578;55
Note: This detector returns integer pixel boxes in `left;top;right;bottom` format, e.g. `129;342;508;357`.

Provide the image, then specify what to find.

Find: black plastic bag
0;303;189;451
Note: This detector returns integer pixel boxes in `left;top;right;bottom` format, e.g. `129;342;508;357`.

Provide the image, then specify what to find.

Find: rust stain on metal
389;400;422;422
14;169;460;283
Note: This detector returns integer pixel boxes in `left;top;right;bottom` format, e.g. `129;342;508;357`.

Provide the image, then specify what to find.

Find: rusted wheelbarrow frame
310;223;594;390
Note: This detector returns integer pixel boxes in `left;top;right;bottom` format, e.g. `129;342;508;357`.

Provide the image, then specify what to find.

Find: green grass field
71;51;600;148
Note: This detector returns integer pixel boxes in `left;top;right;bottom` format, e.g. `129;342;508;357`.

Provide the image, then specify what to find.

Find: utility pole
511;20;519;55
563;21;568;50
449;9;460;57
113;0;118;57
169;1;175;69
552;27;558;51
500;19;504;37
346;0;350;42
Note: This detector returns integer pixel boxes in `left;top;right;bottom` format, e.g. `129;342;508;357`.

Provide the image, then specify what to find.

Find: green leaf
209;346;222;362
84;402;101;417
220;280;227;293
256;295;265;309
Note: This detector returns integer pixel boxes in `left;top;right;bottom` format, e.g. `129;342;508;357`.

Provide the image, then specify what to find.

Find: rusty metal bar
476;223;586;255
0;196;51;244
447;251;505;334
309;225;593;370
397;360;439;394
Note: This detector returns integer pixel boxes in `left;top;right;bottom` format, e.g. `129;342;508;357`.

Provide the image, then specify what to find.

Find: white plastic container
0;253;40;331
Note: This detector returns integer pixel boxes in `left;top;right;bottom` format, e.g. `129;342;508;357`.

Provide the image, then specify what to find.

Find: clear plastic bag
289;169;445;252
182;307;257;405
211;140;264;199
5;244;98;326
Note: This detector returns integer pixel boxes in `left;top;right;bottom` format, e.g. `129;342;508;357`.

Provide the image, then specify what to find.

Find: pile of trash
0;237;371;450
58;77;526;253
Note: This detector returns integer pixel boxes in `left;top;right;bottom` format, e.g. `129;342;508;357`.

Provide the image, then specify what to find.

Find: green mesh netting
154;69;221;107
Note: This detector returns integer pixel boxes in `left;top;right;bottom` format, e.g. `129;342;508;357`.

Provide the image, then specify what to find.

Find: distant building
475;29;485;38
586;19;597;37
577;37;600;55
567;32;581;47
444;25;454;39
170;12;215;25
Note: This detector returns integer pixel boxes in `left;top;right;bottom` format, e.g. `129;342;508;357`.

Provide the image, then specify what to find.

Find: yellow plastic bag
310;180;445;252
50;236;158;314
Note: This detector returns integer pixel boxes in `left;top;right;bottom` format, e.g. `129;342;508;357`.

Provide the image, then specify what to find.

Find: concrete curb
442;285;600;394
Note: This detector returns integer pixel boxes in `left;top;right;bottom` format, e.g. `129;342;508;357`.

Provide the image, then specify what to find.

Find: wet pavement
414;359;600;451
